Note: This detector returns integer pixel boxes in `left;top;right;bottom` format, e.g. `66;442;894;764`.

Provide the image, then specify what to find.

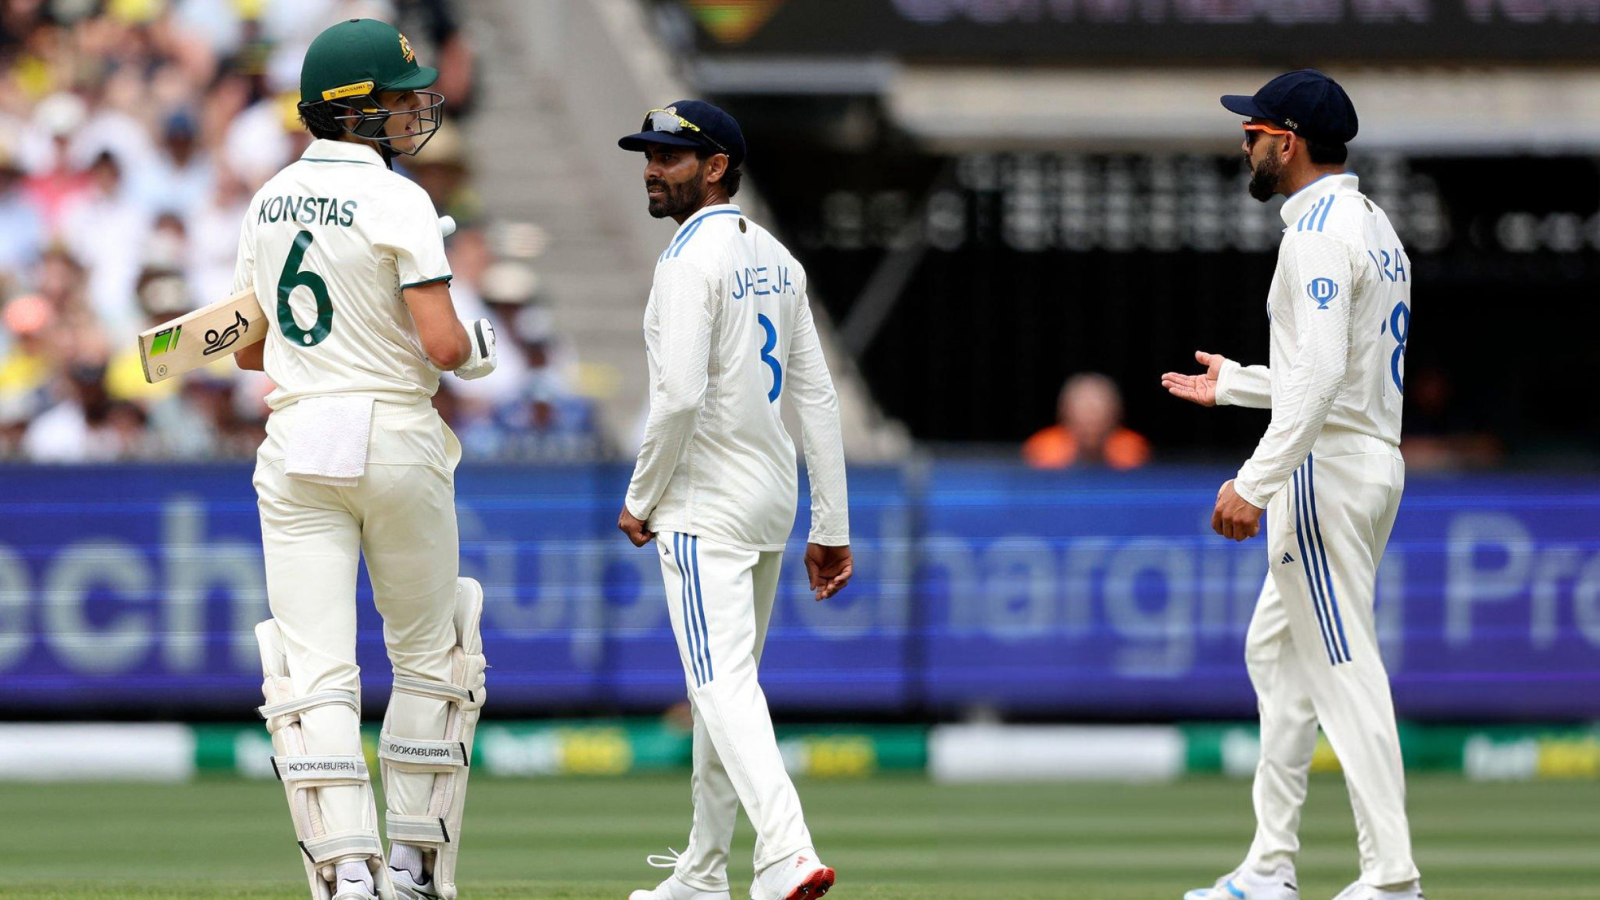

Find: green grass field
1;774;1595;900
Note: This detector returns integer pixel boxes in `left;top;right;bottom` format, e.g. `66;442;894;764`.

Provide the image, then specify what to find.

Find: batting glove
454;318;498;380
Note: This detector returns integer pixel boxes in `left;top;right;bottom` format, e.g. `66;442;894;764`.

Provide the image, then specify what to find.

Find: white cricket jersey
1216;173;1411;508
232;139;452;411
625;203;849;551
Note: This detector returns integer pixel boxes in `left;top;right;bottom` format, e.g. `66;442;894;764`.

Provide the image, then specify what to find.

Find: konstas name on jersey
258;195;359;228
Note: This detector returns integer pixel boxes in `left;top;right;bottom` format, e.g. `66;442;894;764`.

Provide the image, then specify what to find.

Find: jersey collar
672;202;741;238
301;138;384;165
1279;172;1358;227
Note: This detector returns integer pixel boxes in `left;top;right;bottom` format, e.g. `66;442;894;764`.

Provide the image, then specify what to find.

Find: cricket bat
139;288;265;384
138;215;457;384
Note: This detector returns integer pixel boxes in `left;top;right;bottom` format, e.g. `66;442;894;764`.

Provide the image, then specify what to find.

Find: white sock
389;842;426;882
336;859;373;891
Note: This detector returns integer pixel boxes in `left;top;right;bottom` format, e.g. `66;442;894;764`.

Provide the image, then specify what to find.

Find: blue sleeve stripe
1298;196;1331;232
668;220;707;259
1316;197;1337;232
666;209;744;259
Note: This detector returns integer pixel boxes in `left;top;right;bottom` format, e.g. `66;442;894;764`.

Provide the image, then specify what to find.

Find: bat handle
438;215;457;238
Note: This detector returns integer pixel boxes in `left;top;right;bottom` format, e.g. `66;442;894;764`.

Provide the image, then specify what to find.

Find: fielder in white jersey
615;101;852;900
1162;71;1422;900
233;20;494;900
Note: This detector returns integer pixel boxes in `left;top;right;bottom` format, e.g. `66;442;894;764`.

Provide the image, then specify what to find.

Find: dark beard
647;174;707;219
1247;153;1282;202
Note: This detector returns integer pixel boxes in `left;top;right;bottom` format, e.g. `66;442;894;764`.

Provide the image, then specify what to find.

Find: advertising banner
670;0;1600;63
1;463;1595;719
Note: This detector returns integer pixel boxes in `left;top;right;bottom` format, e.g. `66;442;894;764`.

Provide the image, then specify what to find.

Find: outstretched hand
805;543;853;601
1161;350;1226;407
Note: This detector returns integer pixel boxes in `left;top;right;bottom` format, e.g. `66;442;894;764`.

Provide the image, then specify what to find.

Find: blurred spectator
21;361;122;462
445;255;600;460
61;150;151;338
21;92;92;229
133;112;215;219
1023;373;1151;471
0;138;43;278
0;295;57;435
1400;366;1504;471
407;122;481;225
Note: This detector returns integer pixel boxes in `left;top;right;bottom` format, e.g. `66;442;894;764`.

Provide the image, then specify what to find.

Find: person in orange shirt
1022;373;1150;470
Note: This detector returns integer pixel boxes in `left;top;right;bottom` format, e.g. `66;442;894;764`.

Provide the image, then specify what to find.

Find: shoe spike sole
782;867;835;900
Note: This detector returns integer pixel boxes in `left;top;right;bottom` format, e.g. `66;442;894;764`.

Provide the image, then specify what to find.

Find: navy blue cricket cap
1222;70;1358;145
618;100;746;169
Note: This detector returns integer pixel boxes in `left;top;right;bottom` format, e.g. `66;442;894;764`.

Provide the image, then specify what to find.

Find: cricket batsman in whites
616;101;852;900
232;19;495;900
1162;71;1422;900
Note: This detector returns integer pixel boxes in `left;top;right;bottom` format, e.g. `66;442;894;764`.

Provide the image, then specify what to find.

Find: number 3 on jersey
757;313;782;402
277;230;333;346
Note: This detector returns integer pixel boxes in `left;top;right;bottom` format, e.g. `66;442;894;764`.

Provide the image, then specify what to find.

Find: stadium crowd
0;0;601;462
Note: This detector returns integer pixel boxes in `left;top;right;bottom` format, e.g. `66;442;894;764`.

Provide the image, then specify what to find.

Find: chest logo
1306;277;1339;310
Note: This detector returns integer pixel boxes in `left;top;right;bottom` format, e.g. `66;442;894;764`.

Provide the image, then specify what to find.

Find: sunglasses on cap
643;108;729;155
1242;121;1294;145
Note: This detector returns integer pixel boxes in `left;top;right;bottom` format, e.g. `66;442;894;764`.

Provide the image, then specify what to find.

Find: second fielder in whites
1163;71;1422;900
234;20;494;900
616;101;852;900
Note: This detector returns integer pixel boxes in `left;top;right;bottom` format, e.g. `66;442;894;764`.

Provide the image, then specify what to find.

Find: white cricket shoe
628;849;731;900
751;848;835;900
1184;867;1299;900
1330;881;1424;900
391;867;444;900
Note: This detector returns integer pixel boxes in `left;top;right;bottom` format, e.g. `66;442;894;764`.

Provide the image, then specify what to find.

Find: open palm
1161;351;1226;407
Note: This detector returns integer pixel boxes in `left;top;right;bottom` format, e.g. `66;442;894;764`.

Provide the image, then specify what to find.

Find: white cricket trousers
1242;430;1419;888
254;398;463;839
654;531;813;892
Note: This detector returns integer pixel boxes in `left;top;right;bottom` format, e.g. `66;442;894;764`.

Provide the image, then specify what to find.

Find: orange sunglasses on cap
1243;121;1294;137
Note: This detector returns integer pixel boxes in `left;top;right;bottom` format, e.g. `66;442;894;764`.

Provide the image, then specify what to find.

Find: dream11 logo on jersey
1306;277;1339;310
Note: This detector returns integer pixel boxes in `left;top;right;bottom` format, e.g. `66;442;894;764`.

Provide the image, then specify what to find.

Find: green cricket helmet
297;18;444;156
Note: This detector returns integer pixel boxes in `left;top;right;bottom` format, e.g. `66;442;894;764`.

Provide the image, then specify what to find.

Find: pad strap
300;830;385;865
378;731;469;771
259;690;361;721
386;812;450;845
392;675;475;707
271;754;370;786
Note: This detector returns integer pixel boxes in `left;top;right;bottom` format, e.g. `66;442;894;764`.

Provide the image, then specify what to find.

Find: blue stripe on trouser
1306;456;1352;661
689;536;714;682
1293;464;1339;665
675;533;706;686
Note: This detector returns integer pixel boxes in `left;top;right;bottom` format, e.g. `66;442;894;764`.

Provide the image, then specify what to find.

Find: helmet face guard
326;89;445;156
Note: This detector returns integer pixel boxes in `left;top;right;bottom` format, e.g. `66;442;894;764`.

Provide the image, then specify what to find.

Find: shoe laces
646;847;683;869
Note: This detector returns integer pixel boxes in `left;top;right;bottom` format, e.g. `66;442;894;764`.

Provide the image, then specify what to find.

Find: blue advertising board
1;463;1596;719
